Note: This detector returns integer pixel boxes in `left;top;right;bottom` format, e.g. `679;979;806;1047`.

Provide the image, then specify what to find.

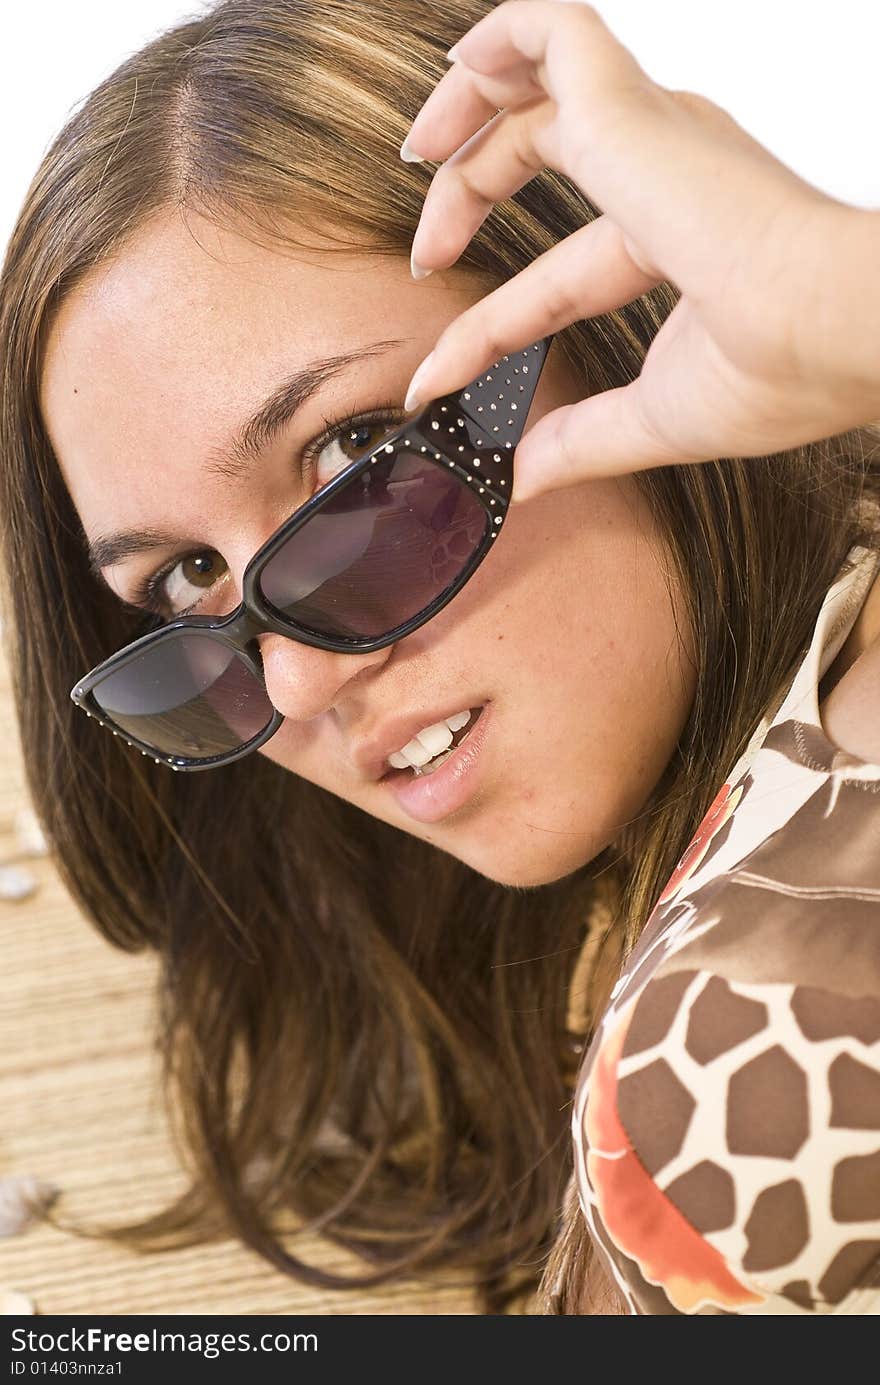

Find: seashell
14;808;48;857
0;866;37;901
0;1176;59;1236
1;1289;35;1314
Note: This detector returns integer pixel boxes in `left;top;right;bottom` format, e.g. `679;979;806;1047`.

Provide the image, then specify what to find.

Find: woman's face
40;210;696;887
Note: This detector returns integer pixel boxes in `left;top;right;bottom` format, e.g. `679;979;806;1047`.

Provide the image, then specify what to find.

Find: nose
256;629;391;723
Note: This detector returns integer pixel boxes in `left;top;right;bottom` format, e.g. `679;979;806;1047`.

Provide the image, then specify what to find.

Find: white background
2;0;879;258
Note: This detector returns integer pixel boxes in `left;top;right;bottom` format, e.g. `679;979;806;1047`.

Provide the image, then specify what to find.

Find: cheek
452;490;694;865
257;720;321;775
478;479;675;660
254;481;697;887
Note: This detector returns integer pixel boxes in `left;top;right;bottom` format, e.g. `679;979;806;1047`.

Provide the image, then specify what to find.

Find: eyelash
126;404;407;622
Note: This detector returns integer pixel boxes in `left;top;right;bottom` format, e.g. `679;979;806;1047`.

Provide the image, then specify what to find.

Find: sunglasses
70;335;554;771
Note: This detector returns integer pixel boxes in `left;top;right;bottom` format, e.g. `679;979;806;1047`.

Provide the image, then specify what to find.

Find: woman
0;0;877;1314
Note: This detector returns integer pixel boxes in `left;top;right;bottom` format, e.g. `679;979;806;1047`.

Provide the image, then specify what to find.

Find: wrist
801;203;880;422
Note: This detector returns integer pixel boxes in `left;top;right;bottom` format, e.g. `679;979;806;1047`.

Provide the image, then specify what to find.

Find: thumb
511;379;698;500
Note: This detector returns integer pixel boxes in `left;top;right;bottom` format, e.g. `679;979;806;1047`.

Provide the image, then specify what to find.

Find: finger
407;89;668;289
408;1;821;299
404;214;663;415
406;3;659;274
410;95;569;275
403;51;514;168
404;1;655;168
403;13;552;165
511;373;704;499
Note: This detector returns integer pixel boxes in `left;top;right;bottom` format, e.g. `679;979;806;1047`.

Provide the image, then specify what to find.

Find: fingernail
404;352;435;413
511;458;535;504
511;475;530;504
445;43;461;62
410;246;433;281
399;136;425;164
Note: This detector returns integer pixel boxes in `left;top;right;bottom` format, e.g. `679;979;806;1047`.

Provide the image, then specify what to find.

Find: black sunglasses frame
70;336;554;771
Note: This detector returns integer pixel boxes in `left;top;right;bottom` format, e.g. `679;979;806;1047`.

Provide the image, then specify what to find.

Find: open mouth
379;704;486;783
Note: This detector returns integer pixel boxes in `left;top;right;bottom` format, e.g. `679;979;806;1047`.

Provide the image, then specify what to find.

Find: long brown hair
1;0;878;1314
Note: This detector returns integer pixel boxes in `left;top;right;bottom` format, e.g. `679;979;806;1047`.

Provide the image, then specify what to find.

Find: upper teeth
386;709;473;769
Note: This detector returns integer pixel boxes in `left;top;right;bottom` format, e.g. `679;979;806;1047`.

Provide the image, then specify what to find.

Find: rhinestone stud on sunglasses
70;335;554;771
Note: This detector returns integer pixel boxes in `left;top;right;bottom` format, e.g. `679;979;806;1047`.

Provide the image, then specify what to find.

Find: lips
352;699;490;782
380;699;493;824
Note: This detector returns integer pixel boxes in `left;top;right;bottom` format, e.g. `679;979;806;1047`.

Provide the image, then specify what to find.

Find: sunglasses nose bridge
225;587;288;650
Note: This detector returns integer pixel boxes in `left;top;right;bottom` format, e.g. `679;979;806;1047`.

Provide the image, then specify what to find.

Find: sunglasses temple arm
452;335;554;450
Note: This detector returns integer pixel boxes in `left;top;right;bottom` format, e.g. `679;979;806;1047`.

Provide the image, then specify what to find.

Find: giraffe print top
571;541;880;1315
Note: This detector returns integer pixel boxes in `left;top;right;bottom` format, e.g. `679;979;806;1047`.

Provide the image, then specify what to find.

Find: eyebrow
85;339;404;578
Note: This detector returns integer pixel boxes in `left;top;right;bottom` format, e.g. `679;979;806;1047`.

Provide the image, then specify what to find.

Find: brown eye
183;553;223;586
313;416;403;485
163;551;229;615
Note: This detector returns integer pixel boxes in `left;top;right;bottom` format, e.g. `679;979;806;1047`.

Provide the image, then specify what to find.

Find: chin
435;825;605;891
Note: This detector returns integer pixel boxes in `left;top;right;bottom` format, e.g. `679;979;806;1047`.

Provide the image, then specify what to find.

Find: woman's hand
399;0;880;501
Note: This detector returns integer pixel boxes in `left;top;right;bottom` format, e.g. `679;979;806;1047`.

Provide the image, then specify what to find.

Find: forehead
42;210;395;430
38;209;485;541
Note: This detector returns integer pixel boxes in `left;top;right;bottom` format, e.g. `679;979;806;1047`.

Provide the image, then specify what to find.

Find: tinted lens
90;632;273;760
259;448;489;639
